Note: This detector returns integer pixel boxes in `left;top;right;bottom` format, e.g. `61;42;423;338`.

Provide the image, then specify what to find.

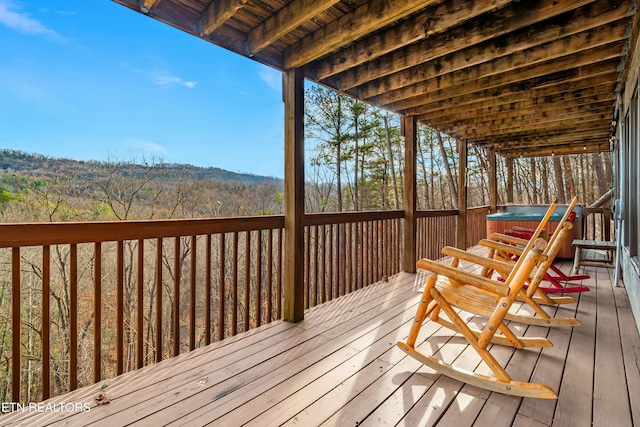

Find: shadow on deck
2;252;640;426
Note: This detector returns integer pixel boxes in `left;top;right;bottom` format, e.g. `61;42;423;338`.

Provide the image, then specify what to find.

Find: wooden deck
3;252;640;426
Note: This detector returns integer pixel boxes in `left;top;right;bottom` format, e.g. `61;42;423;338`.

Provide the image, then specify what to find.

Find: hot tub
486;204;583;258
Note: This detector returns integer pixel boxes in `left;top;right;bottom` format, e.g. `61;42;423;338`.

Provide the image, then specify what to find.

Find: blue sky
0;0;287;178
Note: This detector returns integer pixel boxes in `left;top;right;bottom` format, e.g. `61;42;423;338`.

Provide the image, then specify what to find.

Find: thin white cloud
259;65;281;91
0;0;66;43
124;138;168;154
150;70;197;89
124;64;197;89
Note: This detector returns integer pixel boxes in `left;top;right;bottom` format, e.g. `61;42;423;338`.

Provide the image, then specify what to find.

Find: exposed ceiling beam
405;75;617;116
139;0;161;13
418;85;615;121
446;115;611;139
358;18;628;99
499;141;610;158
434;107;612;134
283;0;437;69
328;0;623;91
247;0;341;56
200;0;248;36
308;0;512;81
389;56;620;112
479;128;609;146
378;43;622;109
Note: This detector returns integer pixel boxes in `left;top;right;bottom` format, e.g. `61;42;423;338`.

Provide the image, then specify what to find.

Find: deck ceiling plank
406;76;618;117
283;0;438;69
200;0;249;35
247;0;342;55
378;43;623;109
434;103;613;130
309;0;513;81
141;0;161;13
393;58;620;115
328;0;619;92
357;18;629;100
443;113;612;138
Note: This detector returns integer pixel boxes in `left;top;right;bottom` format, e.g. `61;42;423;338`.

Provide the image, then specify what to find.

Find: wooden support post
283;68;305;322
489;149;497;213
457;140;468;249
403;115;418;273
506;157;514;203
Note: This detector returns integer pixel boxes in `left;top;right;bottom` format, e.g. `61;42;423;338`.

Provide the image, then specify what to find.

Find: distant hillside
0;149;280;185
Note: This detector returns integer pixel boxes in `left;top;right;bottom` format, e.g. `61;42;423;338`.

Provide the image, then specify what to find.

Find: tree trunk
336;142;342;212
562;156;576;199
592;152;609;199
383;115;399;210
541;158;550;203
552;155;566;203
417;130;429;209
353;116;359;211
531;158;538;204
436;132;458;208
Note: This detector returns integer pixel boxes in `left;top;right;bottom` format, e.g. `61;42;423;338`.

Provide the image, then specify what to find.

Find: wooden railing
0;216;285;403
583;207;613;241
0;208;479;403
466;205;490;247
416;210;457;260
303;211;404;308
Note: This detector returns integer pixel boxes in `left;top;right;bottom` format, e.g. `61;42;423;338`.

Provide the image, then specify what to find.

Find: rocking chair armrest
441;246;513;276
416;258;510;297
479;239;524;257
489;233;529;246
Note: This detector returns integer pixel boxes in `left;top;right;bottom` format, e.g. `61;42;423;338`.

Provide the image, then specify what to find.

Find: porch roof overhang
113;0;636;158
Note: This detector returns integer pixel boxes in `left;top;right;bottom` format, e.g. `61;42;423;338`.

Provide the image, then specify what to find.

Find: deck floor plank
2;253;639;427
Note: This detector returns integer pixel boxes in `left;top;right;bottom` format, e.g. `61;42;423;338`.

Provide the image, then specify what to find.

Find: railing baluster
256;230;262;326
277;228;282;319
305;226;310;309
116;241;124;375
155;238;163;363
137;240;144;369
42;246;50;400
244;231;251;332
314;225;319;306
70;244;78;390
94;242;102;383
190;235;196;351
206;235;213;344
12;247;21;402
329;224;335;301
232;232;238;336
320;225;326;304
267;229;273;323
218;233;224;341
173;237;181;356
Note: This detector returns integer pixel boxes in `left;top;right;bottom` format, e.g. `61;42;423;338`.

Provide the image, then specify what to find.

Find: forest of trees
0;86;613;403
304;86;613;212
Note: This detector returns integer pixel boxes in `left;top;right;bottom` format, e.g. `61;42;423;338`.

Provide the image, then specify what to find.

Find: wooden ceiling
113;0;636;158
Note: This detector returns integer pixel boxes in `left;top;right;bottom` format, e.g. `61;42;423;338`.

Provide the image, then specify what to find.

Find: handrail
0;207;478;403
0;216;285;248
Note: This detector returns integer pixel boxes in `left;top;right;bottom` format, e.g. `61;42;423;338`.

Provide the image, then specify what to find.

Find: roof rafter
389;54;621;112
247;0;341;56
406;75;617;116
139;0;161;13
200;0;248;36
283;0;437;69
308;0;512;81
329;0;616;92
358;16;629;99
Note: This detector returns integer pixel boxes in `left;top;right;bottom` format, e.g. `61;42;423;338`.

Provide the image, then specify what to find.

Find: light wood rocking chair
443;197;582;314
398;205;563;398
